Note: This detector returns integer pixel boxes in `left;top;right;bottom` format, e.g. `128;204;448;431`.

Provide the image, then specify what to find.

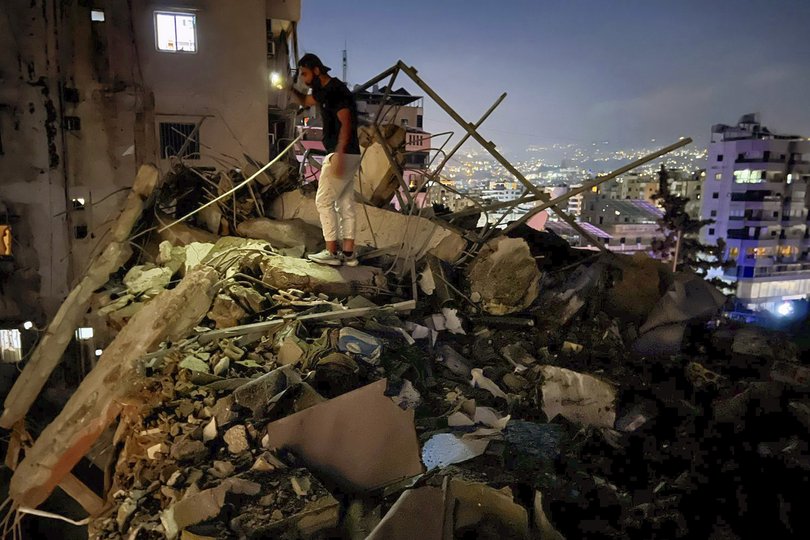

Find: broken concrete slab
9;266;219;509
465;237;541;315
236;217;324;252
263;379;423;492
157;210;219;247
538;365;616;429
233;365;302;418
207;294;248;329
161;476;261;538
123;265;174;295
260;254;387;297
269;189;466;263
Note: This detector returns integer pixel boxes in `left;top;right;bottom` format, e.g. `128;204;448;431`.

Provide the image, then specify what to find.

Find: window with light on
155;12;197;52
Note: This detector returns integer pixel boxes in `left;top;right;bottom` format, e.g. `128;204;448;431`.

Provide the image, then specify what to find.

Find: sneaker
307;249;342;266
342;251;359;267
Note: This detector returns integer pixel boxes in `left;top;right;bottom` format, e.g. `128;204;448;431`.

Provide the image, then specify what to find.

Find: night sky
299;0;810;154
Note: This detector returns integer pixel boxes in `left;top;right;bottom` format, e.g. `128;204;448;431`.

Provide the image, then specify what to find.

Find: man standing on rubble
289;53;362;267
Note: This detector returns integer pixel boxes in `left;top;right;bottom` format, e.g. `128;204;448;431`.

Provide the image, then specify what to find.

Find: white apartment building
699;114;810;311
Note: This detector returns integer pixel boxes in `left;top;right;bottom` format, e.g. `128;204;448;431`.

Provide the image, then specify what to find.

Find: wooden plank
58;473;104;516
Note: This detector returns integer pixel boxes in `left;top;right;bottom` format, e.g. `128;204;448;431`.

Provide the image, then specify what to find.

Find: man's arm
290;87;317;107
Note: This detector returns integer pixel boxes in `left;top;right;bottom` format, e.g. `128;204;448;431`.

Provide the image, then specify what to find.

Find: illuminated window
0;225;11;256
155;12;197;52
75;327;94;341
91;9;105;22
715;172;722;181
0;329;22;363
729;247;739;258
734;170;765;184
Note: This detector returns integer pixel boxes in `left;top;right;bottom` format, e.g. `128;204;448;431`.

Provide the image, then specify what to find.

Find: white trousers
315;152;362;243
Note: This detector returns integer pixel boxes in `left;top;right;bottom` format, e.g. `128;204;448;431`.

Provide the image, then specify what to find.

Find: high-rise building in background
700;114;810;311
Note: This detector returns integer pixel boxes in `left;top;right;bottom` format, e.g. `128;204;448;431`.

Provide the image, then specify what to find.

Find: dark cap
298;53;331;73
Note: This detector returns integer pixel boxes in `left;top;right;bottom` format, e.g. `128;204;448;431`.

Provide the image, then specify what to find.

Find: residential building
699;114;810;311
581;194;663;252
0;0;299;328
668;168;703;219
597;172;658;203
354;85;430;186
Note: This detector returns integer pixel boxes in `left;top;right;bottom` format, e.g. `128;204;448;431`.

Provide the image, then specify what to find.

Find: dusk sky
299;0;810;155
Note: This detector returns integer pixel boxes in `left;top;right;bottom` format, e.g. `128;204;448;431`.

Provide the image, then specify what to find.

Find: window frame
154;10;198;54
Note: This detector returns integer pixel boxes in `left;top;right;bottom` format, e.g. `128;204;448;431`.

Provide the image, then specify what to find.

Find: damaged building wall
0;0;72;319
0;0;298;322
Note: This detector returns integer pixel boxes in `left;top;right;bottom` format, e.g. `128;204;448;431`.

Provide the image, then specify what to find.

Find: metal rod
412;92;507;196
352;65;398;94
447;194;543;219
396;62;608;251
158;134;303;233
430;92;507;179
500;137;693;236
369;67;400;128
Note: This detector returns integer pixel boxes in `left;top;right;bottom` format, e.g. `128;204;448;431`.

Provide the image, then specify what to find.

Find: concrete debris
223;425;250;455
270;189;466;263
123;264;174;295
538;365;616;428
9;266;219;509
260;254;387;297
10;160;810;540
236;217;324;252
207;293;248;329
465;236;541;315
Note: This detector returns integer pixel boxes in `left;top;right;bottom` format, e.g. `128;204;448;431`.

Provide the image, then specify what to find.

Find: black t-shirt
312;78;361;155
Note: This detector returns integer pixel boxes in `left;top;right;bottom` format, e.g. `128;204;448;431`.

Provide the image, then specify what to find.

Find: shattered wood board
263;379;424;492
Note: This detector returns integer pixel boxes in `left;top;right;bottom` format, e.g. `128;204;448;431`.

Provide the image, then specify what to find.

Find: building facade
0;0;299;329
581;194;663;253
699;114;810;310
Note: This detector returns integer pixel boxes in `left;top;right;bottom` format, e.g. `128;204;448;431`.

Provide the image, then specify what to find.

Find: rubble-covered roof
4;72;809;540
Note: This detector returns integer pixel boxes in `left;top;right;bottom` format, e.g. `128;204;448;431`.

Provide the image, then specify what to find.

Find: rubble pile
5;161;810;540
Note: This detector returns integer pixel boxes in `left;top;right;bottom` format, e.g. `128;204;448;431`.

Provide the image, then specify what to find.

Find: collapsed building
2;3;810;540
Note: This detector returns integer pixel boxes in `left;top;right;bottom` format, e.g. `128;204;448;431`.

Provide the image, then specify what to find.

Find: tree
651;164;730;287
